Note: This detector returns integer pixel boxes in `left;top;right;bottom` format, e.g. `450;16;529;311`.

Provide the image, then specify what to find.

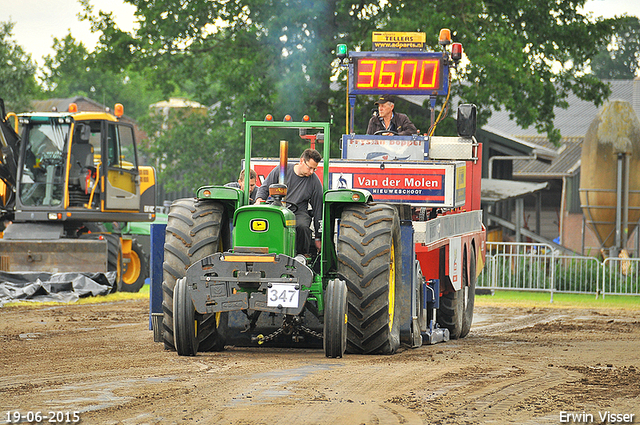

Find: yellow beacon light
439;28;451;46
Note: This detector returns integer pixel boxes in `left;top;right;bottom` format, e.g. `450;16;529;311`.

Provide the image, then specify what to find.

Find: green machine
160;28;485;359
162;117;402;358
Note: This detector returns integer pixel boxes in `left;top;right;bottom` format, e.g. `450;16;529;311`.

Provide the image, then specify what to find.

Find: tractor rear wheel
173;277;198;356
162;198;227;352
324;279;348;358
337;203;402;355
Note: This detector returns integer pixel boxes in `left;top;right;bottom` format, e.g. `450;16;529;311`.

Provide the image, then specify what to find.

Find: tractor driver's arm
310;178;323;251
396;113;418;135
366;115;379;135
254;167;278;204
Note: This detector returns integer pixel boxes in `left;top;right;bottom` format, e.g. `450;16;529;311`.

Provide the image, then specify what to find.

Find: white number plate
267;284;299;308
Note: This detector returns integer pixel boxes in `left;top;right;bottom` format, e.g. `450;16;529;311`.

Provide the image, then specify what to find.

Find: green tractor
162;118;402;358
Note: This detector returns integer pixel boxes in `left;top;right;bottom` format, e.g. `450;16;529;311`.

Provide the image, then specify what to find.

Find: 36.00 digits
356;58;440;90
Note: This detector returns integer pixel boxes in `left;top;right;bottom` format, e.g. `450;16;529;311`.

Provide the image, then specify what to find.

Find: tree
41;32;165;120
141;109;227;192
122;0;379;187
89;0;620;189
591;16;640;80
41;35;95;95
381;0;618;143
0;21;41;113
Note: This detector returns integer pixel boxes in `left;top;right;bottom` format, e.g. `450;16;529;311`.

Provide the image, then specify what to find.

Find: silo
579;100;640;254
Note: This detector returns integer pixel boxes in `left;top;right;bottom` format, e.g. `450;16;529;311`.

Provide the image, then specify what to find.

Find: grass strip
476;289;640;310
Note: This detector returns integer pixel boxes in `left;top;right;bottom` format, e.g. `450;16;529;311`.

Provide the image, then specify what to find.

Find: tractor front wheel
173;277;198;356
324;279;348;358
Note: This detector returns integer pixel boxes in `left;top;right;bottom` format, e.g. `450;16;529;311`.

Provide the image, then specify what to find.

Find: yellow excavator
0;98;156;292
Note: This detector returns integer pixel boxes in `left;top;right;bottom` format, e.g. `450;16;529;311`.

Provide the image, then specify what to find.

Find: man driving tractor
366;94;418;136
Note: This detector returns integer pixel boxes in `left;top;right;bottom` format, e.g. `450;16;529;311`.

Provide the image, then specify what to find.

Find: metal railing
554;255;602;295
478;242;640;301
483;242;554;292
602;257;640;296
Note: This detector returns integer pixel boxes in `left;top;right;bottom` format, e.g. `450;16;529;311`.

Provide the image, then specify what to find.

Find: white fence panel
480;242;555;292
554;256;602;295
479;242;639;299
602;257;640;297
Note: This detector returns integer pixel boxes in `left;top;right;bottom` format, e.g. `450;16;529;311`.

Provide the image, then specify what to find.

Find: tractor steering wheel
374;130;399;136
265;199;298;213
285;202;298;213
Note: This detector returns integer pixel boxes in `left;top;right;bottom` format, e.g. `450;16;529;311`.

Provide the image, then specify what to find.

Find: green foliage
0;21;41;112
602;261;639;295
383;0;616;144
80;0;622;191
591;16;640;79
139;108;240;191
42;35;93;94
109;0;384;191
41;31;164;120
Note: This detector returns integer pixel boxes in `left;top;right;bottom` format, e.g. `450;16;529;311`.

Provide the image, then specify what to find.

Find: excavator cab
10;109;155;222
18;116;68;207
0;99;19;219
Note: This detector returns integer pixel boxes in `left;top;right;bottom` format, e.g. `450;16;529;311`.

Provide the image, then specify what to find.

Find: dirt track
1;298;639;424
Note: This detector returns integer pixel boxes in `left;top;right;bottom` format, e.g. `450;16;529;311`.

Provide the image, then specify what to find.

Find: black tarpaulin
0;271;116;306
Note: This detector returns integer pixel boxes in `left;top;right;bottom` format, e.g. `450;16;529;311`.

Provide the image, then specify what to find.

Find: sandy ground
1;298;639;424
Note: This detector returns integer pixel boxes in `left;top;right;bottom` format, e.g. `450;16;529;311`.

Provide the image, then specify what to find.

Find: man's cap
375;94;395;105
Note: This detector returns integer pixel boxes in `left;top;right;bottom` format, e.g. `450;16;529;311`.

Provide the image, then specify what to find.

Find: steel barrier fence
478;242;640;301
482;242;554;292
602;257;640;297
554;255;602;295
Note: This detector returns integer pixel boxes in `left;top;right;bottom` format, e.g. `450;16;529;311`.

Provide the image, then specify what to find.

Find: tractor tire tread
166;226;192;247
337;204;401;355
162;198;227;352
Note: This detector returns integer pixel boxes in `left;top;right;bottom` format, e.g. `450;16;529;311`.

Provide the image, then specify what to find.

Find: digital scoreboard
348;51;448;96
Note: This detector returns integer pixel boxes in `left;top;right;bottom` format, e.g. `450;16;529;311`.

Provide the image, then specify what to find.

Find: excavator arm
0;98;20;218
